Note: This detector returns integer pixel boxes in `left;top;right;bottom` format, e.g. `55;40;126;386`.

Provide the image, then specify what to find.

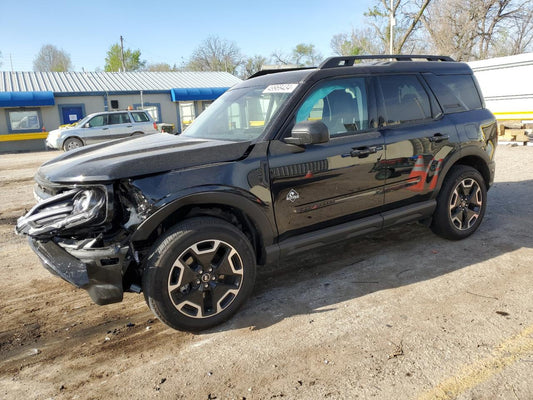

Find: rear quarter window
424;74;482;113
130;111;150;122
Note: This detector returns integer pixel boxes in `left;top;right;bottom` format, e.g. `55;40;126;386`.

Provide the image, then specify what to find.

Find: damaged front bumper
16;184;134;305
28;238;128;304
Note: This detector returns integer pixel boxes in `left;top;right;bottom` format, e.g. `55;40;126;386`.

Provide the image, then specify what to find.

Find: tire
142;217;256;331
63;137;83;151
430;165;487;240
131;131;144;136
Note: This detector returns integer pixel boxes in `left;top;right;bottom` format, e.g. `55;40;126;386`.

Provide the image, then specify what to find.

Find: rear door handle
350;145;383;158
428;133;449;143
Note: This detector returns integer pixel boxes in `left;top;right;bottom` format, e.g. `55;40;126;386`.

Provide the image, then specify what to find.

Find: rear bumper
29;238;126;305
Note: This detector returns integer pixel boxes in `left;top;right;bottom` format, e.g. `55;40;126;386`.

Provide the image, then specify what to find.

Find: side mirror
284;120;330;146
84;123;90;128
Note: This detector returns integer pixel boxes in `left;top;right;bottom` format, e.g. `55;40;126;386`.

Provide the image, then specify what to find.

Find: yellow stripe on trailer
0;132;48;142
493;111;533;120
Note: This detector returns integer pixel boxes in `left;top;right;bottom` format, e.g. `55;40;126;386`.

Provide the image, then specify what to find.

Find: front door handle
350;145;383;158
428;133;449;143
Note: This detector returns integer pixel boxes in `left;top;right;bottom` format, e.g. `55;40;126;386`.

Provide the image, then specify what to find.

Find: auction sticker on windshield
263;84;298;93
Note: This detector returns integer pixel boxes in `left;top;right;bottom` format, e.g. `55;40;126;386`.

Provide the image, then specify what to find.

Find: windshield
71;114;92;127
181;83;298;141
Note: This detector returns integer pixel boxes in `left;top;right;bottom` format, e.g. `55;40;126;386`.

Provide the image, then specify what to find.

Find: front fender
131;187;277;247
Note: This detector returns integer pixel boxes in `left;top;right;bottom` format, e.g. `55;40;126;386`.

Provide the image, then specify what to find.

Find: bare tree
495;5;533;54
421;0;531;60
365;0;432;53
33;44;72;72
184;36;243;74
145;63;176;72
271;50;292;65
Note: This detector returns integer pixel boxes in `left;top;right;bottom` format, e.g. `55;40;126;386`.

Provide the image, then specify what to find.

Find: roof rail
319;55;455;69
248;66;314;79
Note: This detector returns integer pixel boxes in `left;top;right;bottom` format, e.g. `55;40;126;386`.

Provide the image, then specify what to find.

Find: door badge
286;189;300;202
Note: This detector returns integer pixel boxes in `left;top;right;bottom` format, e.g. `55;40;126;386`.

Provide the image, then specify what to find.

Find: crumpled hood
38;133;252;183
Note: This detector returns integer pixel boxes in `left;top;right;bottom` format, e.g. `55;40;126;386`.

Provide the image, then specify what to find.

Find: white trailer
469;52;533;122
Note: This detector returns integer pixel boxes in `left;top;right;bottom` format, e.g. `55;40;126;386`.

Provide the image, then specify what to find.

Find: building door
179;102;196;132
61;106;84;125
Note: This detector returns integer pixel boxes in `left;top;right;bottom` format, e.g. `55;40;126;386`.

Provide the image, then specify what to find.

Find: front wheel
430;165;487;240
63;137;83;151
142;217;256;331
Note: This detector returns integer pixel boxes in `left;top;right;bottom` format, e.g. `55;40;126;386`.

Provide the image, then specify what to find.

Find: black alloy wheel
431;165;487;240
143;217;256;331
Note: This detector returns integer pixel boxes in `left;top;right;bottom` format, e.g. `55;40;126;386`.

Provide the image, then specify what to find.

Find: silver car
46;110;159;151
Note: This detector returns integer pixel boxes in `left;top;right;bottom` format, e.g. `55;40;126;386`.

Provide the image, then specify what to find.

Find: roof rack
319;55;455;69
248;66;314;79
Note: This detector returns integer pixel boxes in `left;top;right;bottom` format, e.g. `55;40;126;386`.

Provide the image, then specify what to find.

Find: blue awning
0;91;55;107
171;87;229;101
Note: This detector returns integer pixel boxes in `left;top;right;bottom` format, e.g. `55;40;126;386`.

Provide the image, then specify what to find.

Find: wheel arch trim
433;145;493;195
131;189;276;249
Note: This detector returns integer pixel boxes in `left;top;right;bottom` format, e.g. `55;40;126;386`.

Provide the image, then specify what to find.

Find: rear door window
377;75;432;125
108;113;130;125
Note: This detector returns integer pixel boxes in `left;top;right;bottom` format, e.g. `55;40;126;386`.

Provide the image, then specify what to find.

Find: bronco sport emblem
286;189;299;202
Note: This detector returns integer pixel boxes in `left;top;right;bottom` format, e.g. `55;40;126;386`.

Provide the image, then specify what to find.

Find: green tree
184;36;242;74
33;44;72;72
330;28;381;55
271;43;322;67
104;43;146;72
292;43;322;66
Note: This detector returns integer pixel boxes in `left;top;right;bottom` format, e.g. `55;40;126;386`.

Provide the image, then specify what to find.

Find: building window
134;103;161;122
7;109;43;133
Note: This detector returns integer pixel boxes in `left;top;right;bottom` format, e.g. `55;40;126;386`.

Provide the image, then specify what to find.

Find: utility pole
120;35;126;72
389;0;395;54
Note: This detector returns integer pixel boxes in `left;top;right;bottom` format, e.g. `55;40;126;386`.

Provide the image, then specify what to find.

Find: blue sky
0;0;371;72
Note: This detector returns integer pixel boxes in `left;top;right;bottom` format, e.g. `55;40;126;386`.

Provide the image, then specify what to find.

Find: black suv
17;55;497;331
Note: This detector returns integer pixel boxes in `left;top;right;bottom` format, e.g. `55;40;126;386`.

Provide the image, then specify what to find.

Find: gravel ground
0;145;532;400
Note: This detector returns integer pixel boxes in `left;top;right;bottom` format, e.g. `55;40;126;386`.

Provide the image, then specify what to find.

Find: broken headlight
16;188;108;238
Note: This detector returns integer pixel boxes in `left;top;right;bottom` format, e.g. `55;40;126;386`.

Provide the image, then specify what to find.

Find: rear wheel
63;137;83;151
142;217;256;331
431;165;487;240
